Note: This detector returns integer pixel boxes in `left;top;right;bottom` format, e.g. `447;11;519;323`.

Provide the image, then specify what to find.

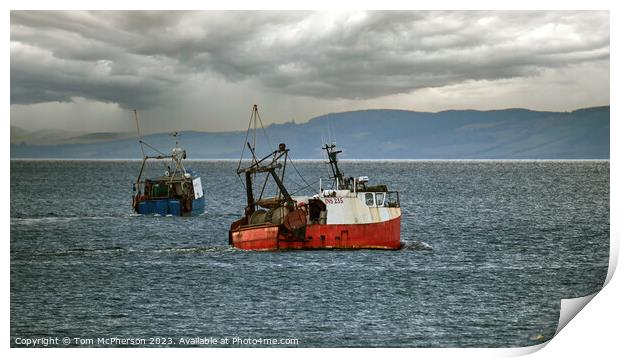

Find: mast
323;143;345;190
169;131;187;178
237;105;293;217
133;109;146;158
245;171;255;216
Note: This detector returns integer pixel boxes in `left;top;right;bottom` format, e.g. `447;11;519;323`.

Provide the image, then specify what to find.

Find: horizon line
9;158;611;162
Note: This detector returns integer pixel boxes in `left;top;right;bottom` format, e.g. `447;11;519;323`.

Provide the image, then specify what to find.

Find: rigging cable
237;106;255;174
288;154;319;195
133;110;146;158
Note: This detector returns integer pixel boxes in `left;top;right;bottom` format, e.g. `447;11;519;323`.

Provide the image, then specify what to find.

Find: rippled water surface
10;160;609;347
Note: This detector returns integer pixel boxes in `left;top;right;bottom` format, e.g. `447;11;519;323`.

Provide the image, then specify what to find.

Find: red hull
230;216;402;250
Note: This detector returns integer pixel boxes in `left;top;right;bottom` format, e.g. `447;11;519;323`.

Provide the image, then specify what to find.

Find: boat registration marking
323;197;344;204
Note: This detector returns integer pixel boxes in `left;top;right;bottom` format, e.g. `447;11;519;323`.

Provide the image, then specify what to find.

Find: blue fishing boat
131;112;205;216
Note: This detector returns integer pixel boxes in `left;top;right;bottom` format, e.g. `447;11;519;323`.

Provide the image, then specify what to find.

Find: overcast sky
10;10;609;134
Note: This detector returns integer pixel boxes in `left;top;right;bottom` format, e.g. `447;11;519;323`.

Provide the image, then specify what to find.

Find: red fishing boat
228;105;402;250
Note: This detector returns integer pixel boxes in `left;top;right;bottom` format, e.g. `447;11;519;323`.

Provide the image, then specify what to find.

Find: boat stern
230;224;281;251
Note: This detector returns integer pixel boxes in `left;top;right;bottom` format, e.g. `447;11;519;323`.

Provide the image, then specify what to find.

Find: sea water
10;160;609;347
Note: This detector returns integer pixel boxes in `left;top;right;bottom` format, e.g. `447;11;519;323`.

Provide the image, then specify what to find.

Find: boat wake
11;215;127;225
16;246;236;257
402;240;433;251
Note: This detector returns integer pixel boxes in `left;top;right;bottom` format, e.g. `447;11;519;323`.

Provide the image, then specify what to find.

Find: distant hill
10;106;610;159
10;125;135;145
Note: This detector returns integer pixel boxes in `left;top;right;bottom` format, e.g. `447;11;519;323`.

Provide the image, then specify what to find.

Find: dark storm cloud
10;10;609;109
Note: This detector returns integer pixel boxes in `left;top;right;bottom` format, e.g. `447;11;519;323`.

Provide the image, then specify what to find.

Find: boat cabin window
364;192;375;206
375;192;385;207
151;182;169;198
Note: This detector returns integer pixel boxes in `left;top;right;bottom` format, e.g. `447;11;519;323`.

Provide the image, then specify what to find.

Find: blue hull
137;197;205;216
